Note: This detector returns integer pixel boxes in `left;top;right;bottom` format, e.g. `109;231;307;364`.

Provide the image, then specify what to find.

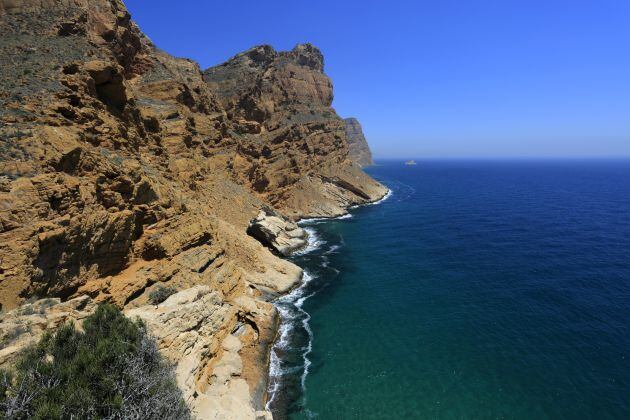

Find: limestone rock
247;210;308;256
0;0;387;417
126;286;276;420
0;286;278;419
204;44;388;217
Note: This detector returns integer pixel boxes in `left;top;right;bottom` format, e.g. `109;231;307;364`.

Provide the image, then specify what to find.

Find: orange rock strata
0;0;386;417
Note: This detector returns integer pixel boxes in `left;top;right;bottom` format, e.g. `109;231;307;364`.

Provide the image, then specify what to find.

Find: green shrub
148;285;177;305
0;304;190;419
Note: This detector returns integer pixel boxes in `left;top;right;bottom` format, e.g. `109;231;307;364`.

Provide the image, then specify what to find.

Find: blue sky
125;0;630;158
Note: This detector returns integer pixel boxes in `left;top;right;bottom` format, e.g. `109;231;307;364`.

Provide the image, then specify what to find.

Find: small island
405;160;417;165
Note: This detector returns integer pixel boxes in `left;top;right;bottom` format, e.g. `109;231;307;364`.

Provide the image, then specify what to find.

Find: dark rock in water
344;117;374;167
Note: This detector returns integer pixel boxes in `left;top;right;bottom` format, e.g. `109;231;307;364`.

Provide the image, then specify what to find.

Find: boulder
247;210;308;256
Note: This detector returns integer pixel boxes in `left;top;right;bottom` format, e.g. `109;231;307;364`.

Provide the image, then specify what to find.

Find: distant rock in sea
344;118;374;167
405;160;417;165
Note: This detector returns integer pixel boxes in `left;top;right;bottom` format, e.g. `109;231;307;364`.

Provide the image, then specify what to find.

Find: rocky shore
0;0;386;418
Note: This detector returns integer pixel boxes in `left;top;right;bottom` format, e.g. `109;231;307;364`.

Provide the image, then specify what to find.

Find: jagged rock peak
209;43;324;72
282;43;324;71
203;42;334;122
221;45;277;68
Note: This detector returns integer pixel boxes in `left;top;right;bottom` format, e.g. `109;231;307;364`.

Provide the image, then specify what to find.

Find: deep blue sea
267;160;630;419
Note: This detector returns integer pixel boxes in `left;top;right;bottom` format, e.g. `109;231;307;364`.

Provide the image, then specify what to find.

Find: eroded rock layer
0;0;387;417
203;45;385;218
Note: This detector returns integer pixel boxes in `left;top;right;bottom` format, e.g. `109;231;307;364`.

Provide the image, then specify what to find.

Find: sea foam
267;191;387;413
266;270;316;409
293;228;324;255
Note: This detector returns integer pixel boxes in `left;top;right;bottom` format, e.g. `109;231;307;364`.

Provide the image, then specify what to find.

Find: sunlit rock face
0;0;386;417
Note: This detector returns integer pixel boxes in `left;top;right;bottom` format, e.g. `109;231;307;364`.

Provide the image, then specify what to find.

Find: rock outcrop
247;210;308;256
344;117;374;167
126;286;277;420
204;45;386;218
0;0;387;418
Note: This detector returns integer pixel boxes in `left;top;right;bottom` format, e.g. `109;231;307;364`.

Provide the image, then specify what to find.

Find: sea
266;159;630;419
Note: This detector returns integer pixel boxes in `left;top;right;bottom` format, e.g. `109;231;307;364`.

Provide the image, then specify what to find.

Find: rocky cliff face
344;117;374;167
204;45;385;219
0;0;387;417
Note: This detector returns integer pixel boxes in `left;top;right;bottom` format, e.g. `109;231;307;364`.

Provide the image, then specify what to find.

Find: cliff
0;0;387;418
203;45;384;218
344;117;374;167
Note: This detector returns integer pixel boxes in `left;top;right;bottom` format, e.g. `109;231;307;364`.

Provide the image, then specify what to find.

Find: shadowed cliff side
344;117;375;167
0;0;386;418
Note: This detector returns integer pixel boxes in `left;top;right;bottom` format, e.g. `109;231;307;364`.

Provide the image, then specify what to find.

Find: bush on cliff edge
0;304;190;420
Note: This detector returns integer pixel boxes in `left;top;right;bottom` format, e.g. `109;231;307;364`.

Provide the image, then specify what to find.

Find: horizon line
372;155;630;161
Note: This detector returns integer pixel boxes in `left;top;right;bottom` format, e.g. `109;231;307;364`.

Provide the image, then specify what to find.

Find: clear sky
125;0;630;159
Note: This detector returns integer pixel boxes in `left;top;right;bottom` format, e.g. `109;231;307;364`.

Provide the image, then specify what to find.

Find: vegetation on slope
0;304;190;419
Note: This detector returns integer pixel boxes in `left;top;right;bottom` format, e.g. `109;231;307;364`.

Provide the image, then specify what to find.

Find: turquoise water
267;160;630;419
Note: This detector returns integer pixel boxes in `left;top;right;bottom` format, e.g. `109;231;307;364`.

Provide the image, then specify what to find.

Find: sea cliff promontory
0;0;385;418
344;117;374;167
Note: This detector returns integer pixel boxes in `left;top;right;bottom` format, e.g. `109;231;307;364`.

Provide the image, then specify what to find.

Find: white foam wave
267;188;391;410
295;292;315;309
267;351;282;380
304;409;318;419
372;188;393;205
300;310;313;390
350;188;393;209
298;218;326;225
294;228;325;255
321;256;329;268
299;212;354;226
266;271;317;410
324;245;341;255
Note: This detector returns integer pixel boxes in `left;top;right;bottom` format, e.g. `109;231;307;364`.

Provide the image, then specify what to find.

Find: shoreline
263;187;392;416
